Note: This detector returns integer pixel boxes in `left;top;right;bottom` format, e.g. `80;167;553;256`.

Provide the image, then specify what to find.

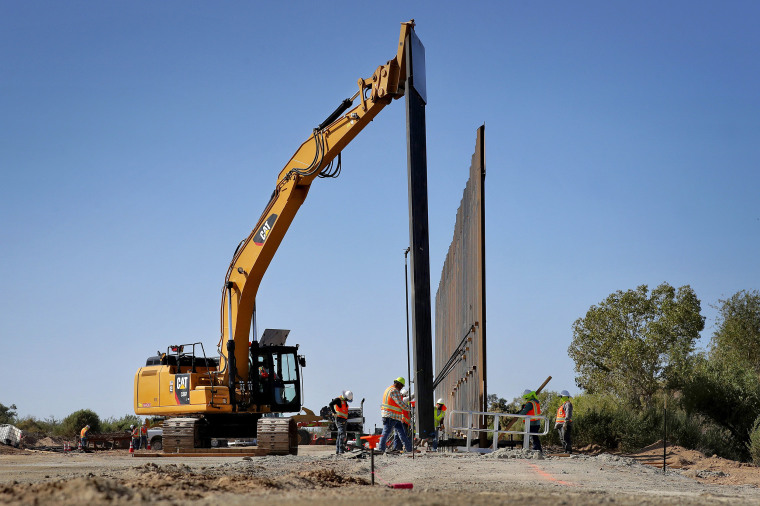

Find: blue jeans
335;419;346;454
379;417;411;452
431;427;439;450
392;424;410;450
528;423;542;451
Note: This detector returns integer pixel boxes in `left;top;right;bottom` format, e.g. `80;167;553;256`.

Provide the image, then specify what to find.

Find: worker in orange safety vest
378;377;412;453
518;389;543;452
555;390;574;454
79;425;90;450
140;419;149;450
392;388;413;451
329;390;353;454
131;424;141;450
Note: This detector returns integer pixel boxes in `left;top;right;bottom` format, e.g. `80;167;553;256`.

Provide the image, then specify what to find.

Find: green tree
679;289;760;461
681;355;760;460
0;403;17;424
710;290;760;373
568;283;704;408
59;409;101;437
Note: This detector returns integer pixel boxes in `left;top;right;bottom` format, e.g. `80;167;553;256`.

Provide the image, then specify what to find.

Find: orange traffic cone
129;439;134;453
64;442;68;452
77;439;82;451
147;440;151;450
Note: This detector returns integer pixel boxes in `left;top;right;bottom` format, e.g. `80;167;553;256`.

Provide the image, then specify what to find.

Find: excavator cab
249;329;305;413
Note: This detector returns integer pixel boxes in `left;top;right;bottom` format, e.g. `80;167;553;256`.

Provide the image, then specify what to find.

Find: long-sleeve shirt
561;401;573;422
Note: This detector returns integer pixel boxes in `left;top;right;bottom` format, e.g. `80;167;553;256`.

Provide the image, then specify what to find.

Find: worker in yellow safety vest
378;377;412;453
329;390;353;455
555;390;574;454
518;389;543;452
431;399;446;451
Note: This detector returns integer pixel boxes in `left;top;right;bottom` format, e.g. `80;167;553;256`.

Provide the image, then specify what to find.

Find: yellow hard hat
395;377;406;386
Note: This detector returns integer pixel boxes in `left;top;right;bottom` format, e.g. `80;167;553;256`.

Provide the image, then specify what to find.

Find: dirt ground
1;442;759;505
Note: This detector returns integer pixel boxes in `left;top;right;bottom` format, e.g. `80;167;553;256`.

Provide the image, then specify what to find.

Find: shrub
748;415;760;465
15;416;60;436
101;415;142;433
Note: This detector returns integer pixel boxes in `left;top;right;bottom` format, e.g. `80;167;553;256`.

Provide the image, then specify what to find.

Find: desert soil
1;442;759;505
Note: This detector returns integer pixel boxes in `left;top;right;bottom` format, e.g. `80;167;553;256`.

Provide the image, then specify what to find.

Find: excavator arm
217;21;417;393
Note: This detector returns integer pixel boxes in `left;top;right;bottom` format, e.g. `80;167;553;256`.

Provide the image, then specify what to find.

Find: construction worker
555;390;574;454
130;424;140;450
140;419;149;450
392;388;412;451
80;425;90;450
378;377;412;454
518;389;543;452
431;398;446;451
329;390;353;454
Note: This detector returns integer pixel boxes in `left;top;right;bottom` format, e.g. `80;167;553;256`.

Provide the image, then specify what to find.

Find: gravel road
1;446;758;504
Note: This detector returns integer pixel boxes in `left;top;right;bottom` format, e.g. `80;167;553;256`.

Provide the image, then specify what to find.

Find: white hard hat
436;398;444;405
130;425;134;429
343;390;353;402
560;390;571;398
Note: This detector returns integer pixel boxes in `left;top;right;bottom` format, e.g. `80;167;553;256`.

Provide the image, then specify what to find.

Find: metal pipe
404;247;413;437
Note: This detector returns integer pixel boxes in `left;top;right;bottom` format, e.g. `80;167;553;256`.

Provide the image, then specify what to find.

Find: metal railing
448;409;550;453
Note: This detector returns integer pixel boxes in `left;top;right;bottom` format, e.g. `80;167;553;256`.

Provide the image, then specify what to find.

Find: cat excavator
133;20;422;452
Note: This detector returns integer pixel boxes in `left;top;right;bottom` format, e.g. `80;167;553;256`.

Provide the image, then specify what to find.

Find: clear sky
2;1;758;432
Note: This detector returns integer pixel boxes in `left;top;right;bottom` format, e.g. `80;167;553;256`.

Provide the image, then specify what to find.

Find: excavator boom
217;21;416;389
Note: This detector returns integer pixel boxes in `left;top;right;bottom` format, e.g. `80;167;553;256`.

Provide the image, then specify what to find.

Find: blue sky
2;1;758;431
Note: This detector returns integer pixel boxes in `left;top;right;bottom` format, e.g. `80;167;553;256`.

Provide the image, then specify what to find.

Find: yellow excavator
134;20;420;451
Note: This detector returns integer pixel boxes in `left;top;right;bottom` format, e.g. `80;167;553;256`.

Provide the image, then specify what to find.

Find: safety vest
259;366;269;378
556;403;571;423
80;427;88;438
434;405;446;428
335;398;349;419
140;425;148;436
402;408;410;425
381;385;404;417
526;400;541;421
132;427;140;438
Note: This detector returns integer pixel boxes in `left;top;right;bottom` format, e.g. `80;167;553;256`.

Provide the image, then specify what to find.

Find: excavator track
162;418;200;453
257;417;298;455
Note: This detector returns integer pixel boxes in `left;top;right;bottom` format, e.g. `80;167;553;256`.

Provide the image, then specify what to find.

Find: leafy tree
710;290;760;373
679;290;760;461
681;355;760;460
487;394;509;413
0;403;17;424
568;283;704;408
59;409;101;436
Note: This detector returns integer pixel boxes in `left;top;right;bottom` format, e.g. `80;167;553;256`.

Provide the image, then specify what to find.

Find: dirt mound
298;468;368;486
576;443;605;455
623;440;760;486
0;445;30;456
0;477;144;505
